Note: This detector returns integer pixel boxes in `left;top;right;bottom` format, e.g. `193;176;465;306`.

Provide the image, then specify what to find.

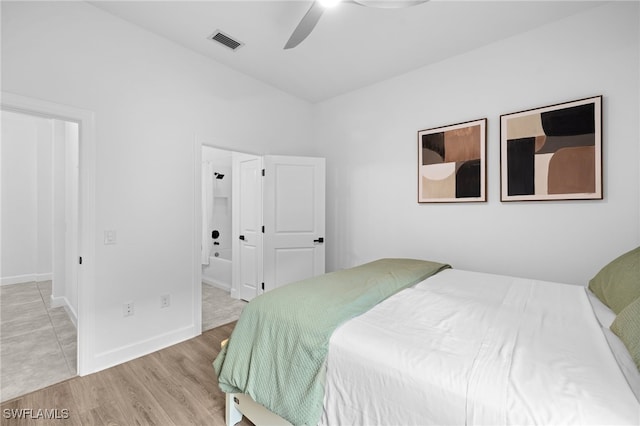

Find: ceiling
90;1;603;103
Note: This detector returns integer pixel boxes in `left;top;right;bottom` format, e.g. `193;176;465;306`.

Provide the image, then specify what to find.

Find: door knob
239;235;245;241
314;237;324;244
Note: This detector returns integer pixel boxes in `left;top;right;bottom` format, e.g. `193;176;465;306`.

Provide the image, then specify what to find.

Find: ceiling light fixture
284;0;428;49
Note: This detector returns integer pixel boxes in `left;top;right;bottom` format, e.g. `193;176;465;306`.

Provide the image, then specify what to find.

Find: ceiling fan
284;0;429;49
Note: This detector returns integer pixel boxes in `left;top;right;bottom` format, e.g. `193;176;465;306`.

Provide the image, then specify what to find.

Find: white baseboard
1;274;35;286
65;303;78;327
202;277;231;291
1;273;53;286
50;295;78;327
36;273;53;282
88;325;197;375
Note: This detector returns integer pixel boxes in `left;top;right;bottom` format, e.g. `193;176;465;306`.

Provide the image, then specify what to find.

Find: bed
214;251;640;426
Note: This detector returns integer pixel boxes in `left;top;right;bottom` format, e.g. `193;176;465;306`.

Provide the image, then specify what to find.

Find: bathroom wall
202;146;232;255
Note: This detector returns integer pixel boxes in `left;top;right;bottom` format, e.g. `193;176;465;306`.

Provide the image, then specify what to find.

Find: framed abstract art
418;118;487;203
500;96;602;201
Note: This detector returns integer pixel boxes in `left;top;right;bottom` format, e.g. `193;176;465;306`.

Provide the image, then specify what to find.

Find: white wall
52;121;66;297
1;111;54;284
51;120;80;321
2;1;314;372
36;117;53;278
64;122;80;318
314;2;640;285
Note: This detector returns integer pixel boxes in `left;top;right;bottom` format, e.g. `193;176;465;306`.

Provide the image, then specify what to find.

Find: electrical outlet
160;294;170;308
123;301;134;317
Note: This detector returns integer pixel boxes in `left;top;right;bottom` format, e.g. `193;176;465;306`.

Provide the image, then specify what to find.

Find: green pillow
588;246;640;314
611;296;640;371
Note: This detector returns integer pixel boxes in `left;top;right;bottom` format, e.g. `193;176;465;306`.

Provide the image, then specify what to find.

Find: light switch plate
104;230;117;245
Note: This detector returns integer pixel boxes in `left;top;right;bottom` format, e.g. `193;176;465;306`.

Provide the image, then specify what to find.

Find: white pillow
587;288;616;328
602;327;640;403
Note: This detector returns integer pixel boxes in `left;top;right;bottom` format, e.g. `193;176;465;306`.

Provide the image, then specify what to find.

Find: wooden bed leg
226;393;243;426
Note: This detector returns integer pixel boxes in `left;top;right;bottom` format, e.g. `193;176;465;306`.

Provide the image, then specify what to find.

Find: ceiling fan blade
284;1;325;50
352;0;429;8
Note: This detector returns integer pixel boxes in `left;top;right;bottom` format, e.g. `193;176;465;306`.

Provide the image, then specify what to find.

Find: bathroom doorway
200;146;246;330
201;146;232;289
195;143;325;332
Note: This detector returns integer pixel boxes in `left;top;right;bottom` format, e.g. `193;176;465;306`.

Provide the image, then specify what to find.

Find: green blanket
213;258;450;425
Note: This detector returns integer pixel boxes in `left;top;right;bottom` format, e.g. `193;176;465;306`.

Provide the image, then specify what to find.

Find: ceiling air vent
208;30;244;51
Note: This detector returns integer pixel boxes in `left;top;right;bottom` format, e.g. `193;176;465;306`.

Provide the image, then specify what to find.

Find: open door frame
193;141;325;316
1;92;96;376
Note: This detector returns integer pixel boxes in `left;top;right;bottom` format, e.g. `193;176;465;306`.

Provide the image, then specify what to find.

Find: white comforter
321;269;640;425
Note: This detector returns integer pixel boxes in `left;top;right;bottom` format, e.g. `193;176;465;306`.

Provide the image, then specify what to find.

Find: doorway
195;140;327;334
0;110;79;401
1;91;96;377
199;145;263;304
200;145;247;331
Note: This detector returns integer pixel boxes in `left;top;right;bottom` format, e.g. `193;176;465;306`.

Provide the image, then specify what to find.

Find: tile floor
0;281;245;403
0;281;77;403
202;283;247;331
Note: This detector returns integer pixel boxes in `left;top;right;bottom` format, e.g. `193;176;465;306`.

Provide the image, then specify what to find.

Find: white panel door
232;152;262;302
263;155;325;292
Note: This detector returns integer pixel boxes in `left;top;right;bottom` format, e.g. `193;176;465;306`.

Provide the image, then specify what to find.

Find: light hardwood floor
1;321;254;426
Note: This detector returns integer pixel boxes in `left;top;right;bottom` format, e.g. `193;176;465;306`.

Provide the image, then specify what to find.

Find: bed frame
225;392;292;426
220;339;292;426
